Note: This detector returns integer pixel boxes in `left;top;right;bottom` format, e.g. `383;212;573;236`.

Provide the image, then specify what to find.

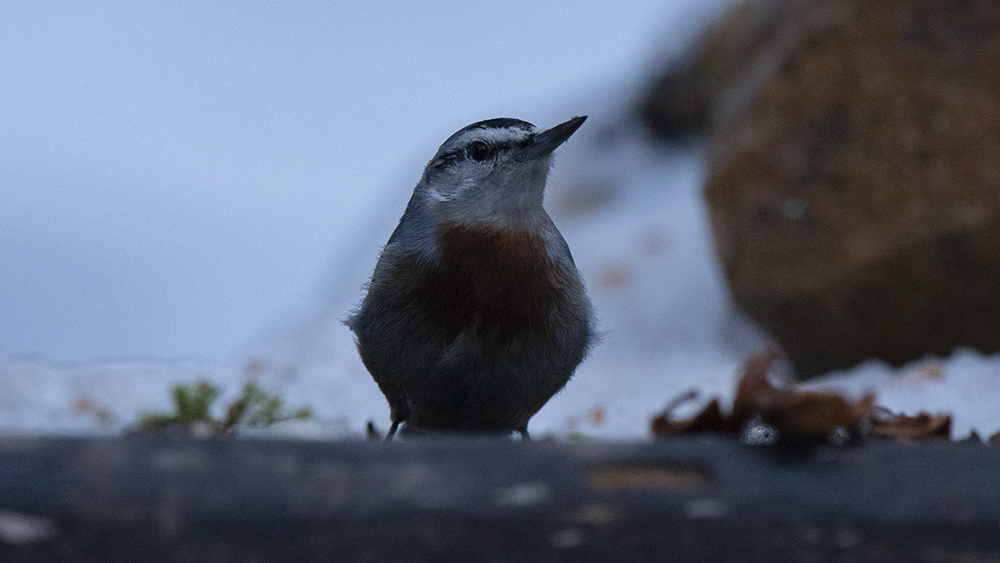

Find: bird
346;116;595;440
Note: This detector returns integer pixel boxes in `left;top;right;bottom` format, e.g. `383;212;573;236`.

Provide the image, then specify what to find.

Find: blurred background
3;0;1000;439
2;0;720;362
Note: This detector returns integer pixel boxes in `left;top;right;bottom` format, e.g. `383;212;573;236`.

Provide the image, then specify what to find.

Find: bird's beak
516;116;587;161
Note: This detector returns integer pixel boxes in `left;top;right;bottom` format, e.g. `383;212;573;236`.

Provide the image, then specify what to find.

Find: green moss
139;379;312;436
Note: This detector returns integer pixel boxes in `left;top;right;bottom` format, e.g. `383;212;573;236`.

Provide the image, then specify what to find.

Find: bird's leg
517;426;531;441
385;418;401;441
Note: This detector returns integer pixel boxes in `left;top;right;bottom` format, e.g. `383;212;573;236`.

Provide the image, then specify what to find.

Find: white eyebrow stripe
459;126;536;146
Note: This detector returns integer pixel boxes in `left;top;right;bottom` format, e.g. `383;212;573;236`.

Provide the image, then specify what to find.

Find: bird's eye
467;141;493;162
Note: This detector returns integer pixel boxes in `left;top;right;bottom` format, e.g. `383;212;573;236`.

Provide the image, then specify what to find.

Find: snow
2;0;999;440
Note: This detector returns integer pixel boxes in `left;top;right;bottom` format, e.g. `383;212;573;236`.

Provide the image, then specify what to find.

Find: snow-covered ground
3;1;999;440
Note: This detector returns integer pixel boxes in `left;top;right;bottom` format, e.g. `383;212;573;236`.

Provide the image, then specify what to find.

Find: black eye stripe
467;140;493;161
471;139;525;155
426;135;536;179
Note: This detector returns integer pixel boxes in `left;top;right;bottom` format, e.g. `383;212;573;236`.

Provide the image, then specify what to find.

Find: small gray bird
346;116;595;439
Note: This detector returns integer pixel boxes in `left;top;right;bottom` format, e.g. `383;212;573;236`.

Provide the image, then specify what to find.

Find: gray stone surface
0;436;998;561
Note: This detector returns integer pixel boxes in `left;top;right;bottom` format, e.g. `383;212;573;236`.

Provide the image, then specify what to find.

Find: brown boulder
703;0;1000;377
637;0;800;139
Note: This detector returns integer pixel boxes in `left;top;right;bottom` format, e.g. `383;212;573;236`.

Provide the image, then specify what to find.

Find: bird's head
416;116;586;231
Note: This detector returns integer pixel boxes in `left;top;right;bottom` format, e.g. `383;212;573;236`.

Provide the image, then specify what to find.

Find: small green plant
139;379;312;436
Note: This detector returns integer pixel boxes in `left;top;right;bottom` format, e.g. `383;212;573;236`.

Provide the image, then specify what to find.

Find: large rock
637;0;798;139
703;0;1000;377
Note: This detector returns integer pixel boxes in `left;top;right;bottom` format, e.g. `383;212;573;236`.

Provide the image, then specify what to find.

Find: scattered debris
366;421;381;441
912;361;945;381
596;263;634;291
958;430;982;444
652;352;953;445
72;395;116;428
740;416;779;446
590;407;606;426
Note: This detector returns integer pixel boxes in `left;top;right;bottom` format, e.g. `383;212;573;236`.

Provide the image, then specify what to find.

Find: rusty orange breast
413;222;560;341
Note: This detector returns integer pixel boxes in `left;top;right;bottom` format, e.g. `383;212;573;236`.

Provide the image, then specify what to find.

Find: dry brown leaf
652;398;734;437
755;389;876;443
651;351;953;445
870;410;951;442
731;351;782;428
730;352;875;443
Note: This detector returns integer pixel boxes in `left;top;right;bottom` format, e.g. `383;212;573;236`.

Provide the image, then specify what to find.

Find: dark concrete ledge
0;435;997;562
